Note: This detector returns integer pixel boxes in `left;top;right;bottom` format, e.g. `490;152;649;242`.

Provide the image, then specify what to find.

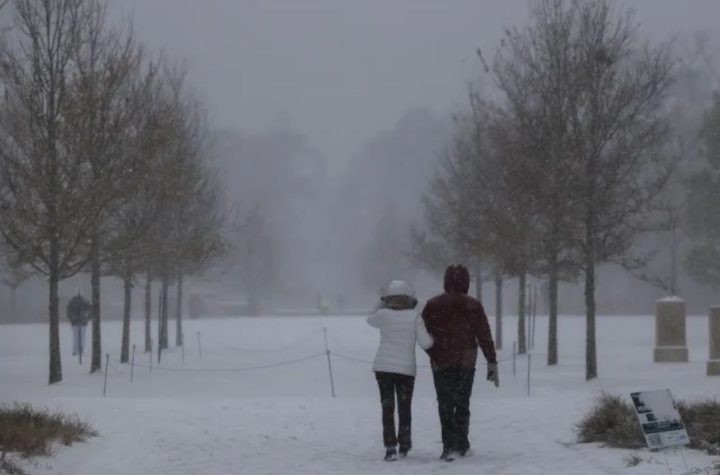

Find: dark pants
375;371;415;449
432;366;475;453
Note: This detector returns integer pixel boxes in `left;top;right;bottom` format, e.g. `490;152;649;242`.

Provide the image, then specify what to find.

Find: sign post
631;390;690;474
630;389;689;450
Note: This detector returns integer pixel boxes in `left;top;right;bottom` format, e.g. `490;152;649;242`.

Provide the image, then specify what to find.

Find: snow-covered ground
1;314;718;474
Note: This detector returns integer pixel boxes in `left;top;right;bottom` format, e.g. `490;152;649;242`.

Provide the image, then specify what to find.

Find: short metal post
323;327;336;398
103;354;110;397
78;325;83;365
157;288;162;349
526;284;532;348
130;345;136;383
527;353;532;397
157;332;162;365
513;341;517;377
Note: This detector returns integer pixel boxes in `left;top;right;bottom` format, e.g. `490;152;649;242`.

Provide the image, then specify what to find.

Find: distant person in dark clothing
421;264;498;462
67;291;91;356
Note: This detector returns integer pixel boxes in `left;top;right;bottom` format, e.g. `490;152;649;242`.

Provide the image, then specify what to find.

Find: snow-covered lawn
1;314;718;474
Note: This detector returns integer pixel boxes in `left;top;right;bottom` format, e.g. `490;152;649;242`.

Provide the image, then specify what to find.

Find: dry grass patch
0;402;97;464
577;393;720;456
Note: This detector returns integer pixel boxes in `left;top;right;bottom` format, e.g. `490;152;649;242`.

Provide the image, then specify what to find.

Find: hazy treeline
1;0;719;385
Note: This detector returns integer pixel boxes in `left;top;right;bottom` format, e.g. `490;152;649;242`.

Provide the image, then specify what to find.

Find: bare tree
105;68;169;364
139;68;226;348
488;0;585;365
170;152;226;346
470;0;675;377
0;0;99;384
570;1;675;380
516;0;676;380
64;0;151;373
685;93;720;290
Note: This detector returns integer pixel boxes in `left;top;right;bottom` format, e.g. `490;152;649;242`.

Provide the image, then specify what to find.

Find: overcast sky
119;0;720;163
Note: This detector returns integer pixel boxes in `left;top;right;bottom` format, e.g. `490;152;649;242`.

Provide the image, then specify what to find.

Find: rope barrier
111;352;326;373
329;351;523;367
329;352;373;364
197;328;322;353
103;324;538;400
110;348;528;373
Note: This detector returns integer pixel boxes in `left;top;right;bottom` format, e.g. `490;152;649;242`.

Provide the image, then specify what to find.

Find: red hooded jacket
422;265;497;368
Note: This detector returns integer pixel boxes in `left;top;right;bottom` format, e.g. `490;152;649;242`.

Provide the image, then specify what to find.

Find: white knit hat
380;280;415;299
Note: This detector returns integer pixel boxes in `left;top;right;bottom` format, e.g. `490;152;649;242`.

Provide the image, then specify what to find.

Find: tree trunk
495;276;503;350
48;255;62;384
518;273;527;354
475;263;483;302
585;252;597;381
144;274;152;353
176;271;183;346
90;237;102;373
584;137;598;380
157;286;162;349
548;257;559;366
120;274;133;363
160;274;169;350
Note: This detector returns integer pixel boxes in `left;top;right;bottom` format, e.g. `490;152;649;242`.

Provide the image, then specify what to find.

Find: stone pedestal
708;307;720;376
654;298;688;363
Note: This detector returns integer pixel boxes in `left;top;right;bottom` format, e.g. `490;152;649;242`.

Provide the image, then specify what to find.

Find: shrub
577;393;645;449
677;400;720;455
577;393;720;456
0;403;97;459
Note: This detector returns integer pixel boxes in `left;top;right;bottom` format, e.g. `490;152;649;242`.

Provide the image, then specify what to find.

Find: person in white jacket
367;280;433;461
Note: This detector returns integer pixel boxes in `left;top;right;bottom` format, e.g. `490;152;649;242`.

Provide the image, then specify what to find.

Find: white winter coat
367;308;434;377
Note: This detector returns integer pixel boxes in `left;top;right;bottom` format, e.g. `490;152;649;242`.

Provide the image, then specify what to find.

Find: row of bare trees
0;0;226;384
414;0;678;380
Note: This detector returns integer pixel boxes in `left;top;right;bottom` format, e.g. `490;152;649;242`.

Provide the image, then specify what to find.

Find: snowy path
1;315;718;474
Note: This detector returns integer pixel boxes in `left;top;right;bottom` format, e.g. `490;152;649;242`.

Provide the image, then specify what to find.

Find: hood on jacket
381;280;415;299
380;280;417;310
443;264;470;294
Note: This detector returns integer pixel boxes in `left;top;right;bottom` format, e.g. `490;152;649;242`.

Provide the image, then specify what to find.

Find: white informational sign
630;389;690;450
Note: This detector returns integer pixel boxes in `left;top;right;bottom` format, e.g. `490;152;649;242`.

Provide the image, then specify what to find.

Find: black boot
384;447;397;462
440;449;457;462
398;445;411;458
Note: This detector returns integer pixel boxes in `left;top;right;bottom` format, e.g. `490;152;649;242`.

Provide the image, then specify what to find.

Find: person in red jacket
421;264;498;461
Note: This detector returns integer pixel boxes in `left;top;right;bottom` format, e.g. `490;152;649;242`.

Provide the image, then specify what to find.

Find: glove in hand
487;362;499;388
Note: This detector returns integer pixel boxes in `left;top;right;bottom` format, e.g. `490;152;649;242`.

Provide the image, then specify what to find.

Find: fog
3;0;720;319
120;0;720;162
